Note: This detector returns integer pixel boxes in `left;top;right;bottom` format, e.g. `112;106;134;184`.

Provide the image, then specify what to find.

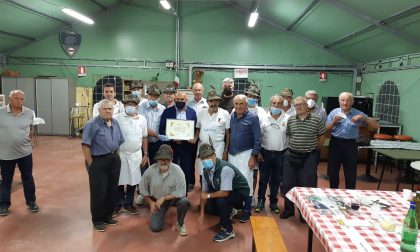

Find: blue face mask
271;107;283;115
125;106;136;115
148;99;158;107
247;98;257;107
201;159;214;170
132;91;141;97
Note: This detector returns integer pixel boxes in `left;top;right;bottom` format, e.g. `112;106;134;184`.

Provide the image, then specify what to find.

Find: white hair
233;94;247;103
98;99;114;109
339;92;354;101
305;90;318;97
9;90;24;97
270;95;284;104
222;78;234;86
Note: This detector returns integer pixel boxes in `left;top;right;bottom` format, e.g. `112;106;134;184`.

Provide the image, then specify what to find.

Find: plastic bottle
401;201;418;252
415;186;420;228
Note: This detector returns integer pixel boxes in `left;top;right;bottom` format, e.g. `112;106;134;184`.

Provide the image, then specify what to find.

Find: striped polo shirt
286;113;326;153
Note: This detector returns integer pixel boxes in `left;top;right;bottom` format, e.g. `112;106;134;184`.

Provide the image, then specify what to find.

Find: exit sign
319;72;327;82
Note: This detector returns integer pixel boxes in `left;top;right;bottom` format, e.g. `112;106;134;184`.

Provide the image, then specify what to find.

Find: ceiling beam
326;0;420;46
224;0;355;63
0;30;36;41
3;0;71;25
286;0;320;31
324;4;420;48
90;0;107;10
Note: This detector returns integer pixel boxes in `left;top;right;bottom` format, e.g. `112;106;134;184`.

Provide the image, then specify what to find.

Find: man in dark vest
198;143;250;243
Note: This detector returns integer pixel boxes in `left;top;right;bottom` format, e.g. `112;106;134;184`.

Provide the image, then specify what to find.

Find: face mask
175;101;186;110
148;99;158;107
222;88;233;96
125;106;136;115
283;99;289;107
307;99;315;109
247;98;257;107
270;107;283;115
201;159;214;170
132;91;141;97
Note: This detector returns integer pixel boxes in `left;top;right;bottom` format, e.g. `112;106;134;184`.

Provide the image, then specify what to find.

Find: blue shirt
326;107;367;139
229;111;261;156
82;116;125;156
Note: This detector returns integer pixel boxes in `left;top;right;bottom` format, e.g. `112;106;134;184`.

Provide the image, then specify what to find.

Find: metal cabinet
36;78;75;135
0;77;36;111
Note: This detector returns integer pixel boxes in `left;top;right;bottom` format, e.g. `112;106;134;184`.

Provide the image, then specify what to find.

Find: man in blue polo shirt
228;94;261;223
326;92;379;189
82;99;125;232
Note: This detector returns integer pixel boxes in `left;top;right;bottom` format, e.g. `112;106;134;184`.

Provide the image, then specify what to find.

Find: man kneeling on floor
198;143;250;242
139;144;189;236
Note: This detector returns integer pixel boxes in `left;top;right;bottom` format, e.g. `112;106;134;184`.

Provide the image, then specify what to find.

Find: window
375;80;400;124
93;75;123;104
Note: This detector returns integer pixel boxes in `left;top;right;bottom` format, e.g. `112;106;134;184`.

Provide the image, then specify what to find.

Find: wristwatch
207;193;211;199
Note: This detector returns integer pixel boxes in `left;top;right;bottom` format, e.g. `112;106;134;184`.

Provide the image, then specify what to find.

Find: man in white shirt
255;95;289;214
196;90;230;181
187;82;208;114
92;83;124;118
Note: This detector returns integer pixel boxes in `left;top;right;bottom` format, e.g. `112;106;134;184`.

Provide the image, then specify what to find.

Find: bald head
192;82;204;101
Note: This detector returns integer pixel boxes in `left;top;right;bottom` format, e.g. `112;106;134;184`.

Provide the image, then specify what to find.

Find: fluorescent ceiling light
62;8;94;25
248;11;259;28
160;0;171;10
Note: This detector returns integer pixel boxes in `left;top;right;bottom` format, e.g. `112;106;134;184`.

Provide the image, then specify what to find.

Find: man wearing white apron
196;90;230;183
228;95;261;223
115;94;148;215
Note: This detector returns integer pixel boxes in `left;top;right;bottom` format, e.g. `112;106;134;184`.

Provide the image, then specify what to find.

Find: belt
289;149;316;155
261;148;287;153
92;150;118;158
331;135;356;143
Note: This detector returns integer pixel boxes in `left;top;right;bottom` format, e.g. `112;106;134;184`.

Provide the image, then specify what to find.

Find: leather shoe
279;210;294;219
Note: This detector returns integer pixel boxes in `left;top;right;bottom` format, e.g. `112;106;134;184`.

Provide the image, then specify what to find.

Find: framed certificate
166;119;195;140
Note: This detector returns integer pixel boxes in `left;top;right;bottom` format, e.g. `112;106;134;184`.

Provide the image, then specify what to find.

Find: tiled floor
0;136;414;252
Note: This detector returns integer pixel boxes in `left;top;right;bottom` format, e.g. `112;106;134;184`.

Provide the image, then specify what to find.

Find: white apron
228;149;254;196
116;114;147;185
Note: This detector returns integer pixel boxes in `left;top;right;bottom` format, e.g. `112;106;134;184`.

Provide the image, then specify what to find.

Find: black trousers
116;185;136;207
258;148;285;204
205;190;246;232
283;150;318;213
88;153;121;224
171;141;195;192
328;136;358;189
0;154;36;208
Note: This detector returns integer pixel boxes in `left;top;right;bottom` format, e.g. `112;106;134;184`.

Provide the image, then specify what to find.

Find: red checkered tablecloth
286;187;418;252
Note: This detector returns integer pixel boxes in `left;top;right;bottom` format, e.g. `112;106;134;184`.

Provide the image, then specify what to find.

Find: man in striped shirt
280;96;325;220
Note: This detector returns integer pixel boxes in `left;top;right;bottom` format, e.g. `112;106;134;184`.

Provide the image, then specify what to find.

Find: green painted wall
361;68;420;141
5;2;353;107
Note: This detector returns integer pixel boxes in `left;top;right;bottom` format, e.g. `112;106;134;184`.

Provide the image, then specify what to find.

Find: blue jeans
258;148;285;204
0;154;36;208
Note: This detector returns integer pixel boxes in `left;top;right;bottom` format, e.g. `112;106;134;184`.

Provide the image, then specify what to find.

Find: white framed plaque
166;119;195;140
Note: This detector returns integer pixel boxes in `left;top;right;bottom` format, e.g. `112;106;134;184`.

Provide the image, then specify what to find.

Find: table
374;149;420;191
286;187;418;252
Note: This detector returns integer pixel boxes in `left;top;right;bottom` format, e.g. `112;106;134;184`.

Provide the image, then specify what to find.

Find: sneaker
104;218;119;226
213;230;235;242
124;206;139;215
0;207;9;216
93;222;107;232
270;204;281;214
136;195;144;205
176;223;188;236
239;211;250;223
254;201;264;213
27;203;39;213
229;208;238;220
113;206;122;217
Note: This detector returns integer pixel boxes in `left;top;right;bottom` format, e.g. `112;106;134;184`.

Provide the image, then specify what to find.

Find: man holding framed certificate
159;91;197;193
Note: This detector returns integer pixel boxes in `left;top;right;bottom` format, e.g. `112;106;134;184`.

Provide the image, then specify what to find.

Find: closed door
36;79;53;134
51;79;70;134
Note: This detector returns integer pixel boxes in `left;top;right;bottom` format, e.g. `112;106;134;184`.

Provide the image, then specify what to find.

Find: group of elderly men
0;77;378;243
